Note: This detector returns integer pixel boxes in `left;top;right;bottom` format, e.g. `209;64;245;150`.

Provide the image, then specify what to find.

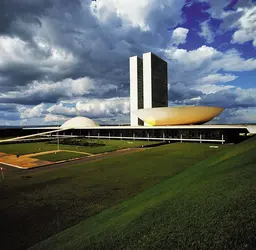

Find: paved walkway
25;149;92;158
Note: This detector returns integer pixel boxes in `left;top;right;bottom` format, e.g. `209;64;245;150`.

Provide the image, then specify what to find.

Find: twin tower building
130;52;168;126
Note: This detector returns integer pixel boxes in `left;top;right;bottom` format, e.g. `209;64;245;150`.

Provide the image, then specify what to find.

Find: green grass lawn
31;136;256;250
33;151;87;162
0;142;57;155
0;143;227;250
0;139;160;155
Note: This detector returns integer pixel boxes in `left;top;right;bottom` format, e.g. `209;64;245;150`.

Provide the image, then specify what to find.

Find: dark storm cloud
0;92;63;105
0;104;18;112
0;111;20;121
0;0;52;36
168;82;203;102
1;66;48;89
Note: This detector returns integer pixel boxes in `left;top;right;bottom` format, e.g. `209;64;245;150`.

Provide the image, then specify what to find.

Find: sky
0;0;256;126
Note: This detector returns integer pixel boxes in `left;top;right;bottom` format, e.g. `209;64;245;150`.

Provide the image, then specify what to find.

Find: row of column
86;131;225;144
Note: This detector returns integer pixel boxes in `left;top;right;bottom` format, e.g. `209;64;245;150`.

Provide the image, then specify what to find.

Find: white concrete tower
130;56;144;126
142;52;152;109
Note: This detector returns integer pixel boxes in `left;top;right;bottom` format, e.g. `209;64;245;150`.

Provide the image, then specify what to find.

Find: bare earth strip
0;153;52;169
0;148;144;171
0;150;93;169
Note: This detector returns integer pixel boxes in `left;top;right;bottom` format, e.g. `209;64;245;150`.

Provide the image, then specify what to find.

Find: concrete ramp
0;128;70;143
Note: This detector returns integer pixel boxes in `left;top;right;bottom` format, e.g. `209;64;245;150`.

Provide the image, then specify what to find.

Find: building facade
130;52;168;126
143;52;168;109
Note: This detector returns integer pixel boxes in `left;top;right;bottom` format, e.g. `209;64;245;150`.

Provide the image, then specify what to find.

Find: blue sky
0;0;255;125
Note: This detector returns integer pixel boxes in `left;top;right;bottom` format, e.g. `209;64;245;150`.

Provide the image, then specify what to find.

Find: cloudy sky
1;0;256;126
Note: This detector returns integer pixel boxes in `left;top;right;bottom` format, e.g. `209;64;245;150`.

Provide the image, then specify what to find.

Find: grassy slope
33;151;87;162
0;140;159;155
0;143;224;250
32;136;256;250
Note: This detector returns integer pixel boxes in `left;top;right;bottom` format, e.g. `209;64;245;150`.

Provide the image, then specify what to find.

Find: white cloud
19;103;46;119
199;21;214;43
166;45;219;71
234;88;256;107
163;45;256;85
213;107;256;124
196;73;237;94
197;73;238;85
171;27;189;45
47;103;78;117
214;49;256;71
232;6;256;46
230;108;256;123
76;97;130;118
195;84;235;94
44;114;67;123
89;0;186;32
90;0;150;31
44;97;130;122
162;45;256;106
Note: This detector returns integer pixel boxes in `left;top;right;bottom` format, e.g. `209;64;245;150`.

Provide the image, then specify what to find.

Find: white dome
61;116;99;129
